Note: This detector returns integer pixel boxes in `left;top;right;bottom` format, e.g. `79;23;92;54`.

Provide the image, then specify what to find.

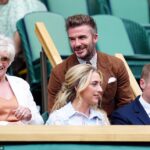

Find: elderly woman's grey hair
0;34;15;63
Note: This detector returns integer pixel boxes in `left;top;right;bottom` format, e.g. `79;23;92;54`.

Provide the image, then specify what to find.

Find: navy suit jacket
111;96;150;125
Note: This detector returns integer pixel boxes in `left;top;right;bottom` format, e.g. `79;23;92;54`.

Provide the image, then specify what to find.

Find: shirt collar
63;102;76;118
65;102;103;120
139;95;150;117
89;109;103;120
77;52;97;68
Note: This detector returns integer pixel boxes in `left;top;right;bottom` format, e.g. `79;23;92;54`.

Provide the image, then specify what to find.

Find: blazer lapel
6;75;22;105
66;54;79;69
133;97;150;125
97;52;113;91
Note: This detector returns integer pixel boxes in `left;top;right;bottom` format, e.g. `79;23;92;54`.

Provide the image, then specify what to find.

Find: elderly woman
46;64;110;125
0;35;43;125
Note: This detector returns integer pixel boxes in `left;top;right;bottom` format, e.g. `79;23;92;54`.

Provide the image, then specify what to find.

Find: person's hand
7;121;24;125
11;106;32;121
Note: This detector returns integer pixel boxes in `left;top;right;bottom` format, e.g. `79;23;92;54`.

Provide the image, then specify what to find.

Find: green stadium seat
97;0;150;53
17;18;48;111
93;15;150;80
93;15;134;55
17;12;72;112
23;12;72;59
46;0;100;18
122;19;150;54
108;0;149;25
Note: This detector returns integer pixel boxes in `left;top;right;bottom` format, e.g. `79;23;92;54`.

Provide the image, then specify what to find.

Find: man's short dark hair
66;14;97;33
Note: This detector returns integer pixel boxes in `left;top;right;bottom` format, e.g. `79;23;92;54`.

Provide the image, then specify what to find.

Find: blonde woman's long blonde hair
51;64;103;112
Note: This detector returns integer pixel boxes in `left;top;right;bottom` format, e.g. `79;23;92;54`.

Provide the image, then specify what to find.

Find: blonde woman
46;64;109;125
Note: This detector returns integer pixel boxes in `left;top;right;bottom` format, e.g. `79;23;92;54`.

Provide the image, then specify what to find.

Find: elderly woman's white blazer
6;74;44;124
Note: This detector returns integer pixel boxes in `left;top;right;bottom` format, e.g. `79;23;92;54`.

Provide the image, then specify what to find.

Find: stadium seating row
17;11;150;112
16;0;150;112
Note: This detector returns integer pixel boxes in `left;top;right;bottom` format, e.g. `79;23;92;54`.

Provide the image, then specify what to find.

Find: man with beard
47;14;134;117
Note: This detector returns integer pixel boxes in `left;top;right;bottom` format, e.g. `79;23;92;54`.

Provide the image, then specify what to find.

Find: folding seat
92;15;150;80
46;0;100;18
108;0;149;25
122;19;150;54
97;0;150;53
17;12;72;112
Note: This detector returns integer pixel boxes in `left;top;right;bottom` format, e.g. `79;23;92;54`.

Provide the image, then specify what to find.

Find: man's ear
140;78;146;90
93;33;98;43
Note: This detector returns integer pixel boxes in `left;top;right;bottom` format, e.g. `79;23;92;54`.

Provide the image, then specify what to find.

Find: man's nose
75;39;81;46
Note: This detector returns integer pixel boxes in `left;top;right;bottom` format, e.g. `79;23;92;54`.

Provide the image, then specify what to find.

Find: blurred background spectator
0;0;47;77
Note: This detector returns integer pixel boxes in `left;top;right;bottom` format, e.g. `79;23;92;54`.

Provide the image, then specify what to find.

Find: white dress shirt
139;95;150;118
77;52;97;68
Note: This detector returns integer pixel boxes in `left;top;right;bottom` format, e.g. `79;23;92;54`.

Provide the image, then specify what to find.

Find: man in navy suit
111;64;150;125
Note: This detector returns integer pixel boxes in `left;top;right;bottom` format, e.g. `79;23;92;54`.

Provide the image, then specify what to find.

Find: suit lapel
68;54;79;66
97;52;113;91
133;97;150;125
6;75;23;105
63;54;79;75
